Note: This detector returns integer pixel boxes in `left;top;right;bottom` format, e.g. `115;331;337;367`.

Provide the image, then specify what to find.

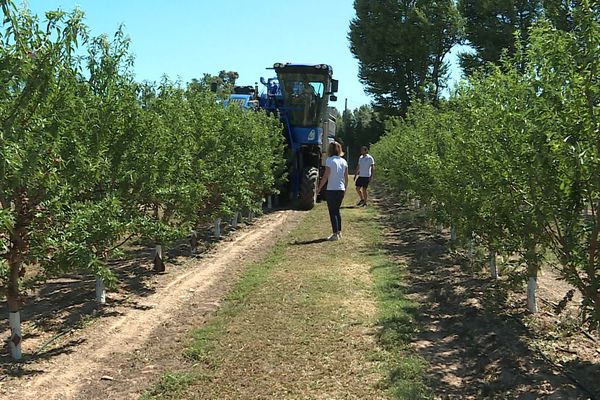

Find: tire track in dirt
2;209;304;400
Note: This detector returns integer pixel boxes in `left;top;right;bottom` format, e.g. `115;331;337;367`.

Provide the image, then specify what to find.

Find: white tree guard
153;244;165;272
267;195;273;209
247;204;257;220
451;224;457;241
96;276;106;304
489;250;498;279
231;213;238;229
190;231;198;253
214;218;221;238
9;311;22;360
468;237;475;266
527;277;538;313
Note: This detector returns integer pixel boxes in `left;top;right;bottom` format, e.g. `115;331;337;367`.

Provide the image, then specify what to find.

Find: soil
0;209;305;400
374;192;600;400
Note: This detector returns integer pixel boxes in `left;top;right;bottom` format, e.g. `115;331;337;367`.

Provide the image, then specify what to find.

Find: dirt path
0;209;304;400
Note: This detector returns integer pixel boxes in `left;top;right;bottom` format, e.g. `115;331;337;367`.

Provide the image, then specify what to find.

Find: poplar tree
457;0;543;75
348;0;462;116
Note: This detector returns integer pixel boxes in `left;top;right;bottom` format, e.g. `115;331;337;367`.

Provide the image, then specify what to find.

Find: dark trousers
325;190;345;233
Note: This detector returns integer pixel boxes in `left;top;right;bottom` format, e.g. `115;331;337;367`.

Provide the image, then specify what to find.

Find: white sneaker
337;232;342;239
327;234;339;241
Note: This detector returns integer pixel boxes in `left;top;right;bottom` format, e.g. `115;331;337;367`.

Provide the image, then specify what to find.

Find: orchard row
0;2;285;358
372;9;599;328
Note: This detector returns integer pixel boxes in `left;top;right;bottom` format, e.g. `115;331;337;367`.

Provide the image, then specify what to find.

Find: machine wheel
298;167;319;210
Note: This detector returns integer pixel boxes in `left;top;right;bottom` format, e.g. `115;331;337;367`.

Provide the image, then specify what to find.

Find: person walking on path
317;141;348;241
354;146;375;207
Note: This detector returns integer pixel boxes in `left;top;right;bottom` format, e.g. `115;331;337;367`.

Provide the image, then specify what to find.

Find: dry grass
182;203;386;399
142;184;430;399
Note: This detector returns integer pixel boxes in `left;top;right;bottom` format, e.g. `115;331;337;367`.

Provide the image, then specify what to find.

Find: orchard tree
198;70;240;99
0;0;285;360
0;3;88;358
372;0;600;326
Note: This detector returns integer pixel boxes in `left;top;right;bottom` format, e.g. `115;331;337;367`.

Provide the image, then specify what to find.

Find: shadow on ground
371;189;597;399
291;238;330;245
0;214;261;372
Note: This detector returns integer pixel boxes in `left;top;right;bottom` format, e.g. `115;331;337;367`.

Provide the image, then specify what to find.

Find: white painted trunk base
214;218;221;238
468;239;475;266
450;225;457;241
527;277;538;313
9;311;22;360
231;212;240;228
96;276;106;304
489;250;498;279
190;231;198;252
154;244;165;272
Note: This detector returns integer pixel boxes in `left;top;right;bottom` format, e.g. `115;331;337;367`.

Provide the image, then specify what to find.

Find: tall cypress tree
348;0;462;117
541;0;580;31
458;0;543;75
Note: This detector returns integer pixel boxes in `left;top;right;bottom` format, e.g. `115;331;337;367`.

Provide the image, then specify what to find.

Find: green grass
349;196;432;399
139;372;198;400
141;183;430;399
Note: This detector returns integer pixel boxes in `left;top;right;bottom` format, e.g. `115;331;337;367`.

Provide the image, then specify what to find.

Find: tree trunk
489;249;498;279
7;255;22;360
95;276;106;305
190;231;198;254
8;309;22;360
526;245;539;313
231;212;240;229
527;275;538;313
214;218;221;239
153;244;165;273
450;224;457;242
7;191;29;360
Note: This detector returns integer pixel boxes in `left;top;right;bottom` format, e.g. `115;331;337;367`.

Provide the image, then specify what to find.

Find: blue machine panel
290;127;322;147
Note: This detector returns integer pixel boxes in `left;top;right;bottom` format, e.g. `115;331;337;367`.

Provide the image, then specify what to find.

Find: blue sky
24;1;463;112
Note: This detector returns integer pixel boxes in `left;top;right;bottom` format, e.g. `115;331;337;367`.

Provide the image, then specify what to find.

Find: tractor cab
280;72;324;127
268;63;338;151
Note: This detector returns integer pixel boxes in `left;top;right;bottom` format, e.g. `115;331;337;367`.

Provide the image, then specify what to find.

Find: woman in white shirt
317;141;348;241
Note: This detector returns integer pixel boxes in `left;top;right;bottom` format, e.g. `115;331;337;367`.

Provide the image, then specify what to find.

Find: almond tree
0;3;88;358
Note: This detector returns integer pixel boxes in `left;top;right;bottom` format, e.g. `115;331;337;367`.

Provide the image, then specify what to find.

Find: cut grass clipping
142;186;430;399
